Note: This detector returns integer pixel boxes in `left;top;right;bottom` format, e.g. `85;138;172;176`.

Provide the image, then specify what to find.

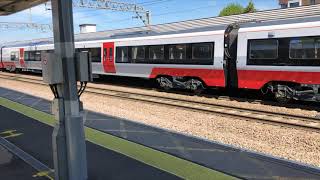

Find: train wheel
189;79;205;95
274;88;291;104
9;66;16;72
156;76;173;91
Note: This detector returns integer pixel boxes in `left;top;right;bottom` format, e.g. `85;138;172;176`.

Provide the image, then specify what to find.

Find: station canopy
0;0;48;15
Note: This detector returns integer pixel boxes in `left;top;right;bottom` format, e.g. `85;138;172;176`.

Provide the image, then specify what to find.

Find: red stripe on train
149;68;225;87
1;62;16;70
2;62;16;67
237;70;320;89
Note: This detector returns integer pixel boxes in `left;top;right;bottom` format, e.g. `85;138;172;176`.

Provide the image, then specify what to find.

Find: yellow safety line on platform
0;97;236;180
0;129;23;139
32;170;54;180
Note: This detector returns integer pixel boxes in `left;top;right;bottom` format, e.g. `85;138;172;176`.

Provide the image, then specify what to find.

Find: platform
0;87;320;180
0;144;47;180
0;105;186;180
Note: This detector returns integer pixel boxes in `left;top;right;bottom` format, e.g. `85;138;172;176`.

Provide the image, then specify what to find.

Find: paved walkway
0;87;320;179
0;105;182;180
0;144;46;180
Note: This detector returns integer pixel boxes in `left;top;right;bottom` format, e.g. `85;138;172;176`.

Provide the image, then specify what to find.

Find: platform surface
0;105;183;180
0;144;47;180
0;87;320;180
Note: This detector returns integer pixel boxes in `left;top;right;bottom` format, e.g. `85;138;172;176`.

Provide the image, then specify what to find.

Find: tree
219;1;257;17
244;0;257;13
219;3;244;17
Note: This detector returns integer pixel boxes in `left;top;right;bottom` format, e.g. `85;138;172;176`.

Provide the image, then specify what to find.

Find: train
1;6;320;103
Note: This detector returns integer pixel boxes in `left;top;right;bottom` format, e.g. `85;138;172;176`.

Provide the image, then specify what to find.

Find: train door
19;48;26;68
223;23;240;90
102;42;116;73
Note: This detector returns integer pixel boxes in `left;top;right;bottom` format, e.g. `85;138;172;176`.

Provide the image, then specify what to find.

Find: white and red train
1;14;320;102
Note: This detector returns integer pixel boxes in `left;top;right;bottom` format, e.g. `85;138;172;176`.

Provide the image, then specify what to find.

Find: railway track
0;72;319;132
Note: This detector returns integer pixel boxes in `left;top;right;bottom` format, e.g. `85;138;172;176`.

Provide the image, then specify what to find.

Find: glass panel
316;39;320;59
289;2;299;7
35;51;41;61
29;51;35;61
24;52;29;61
10;52;18;61
289;38;317;59
109;48;113;60
249;40;278;59
149;46;164;60
192;43;213;59
169;44;186;60
132;46;145;60
103;48;107;59
90;48;101;63
116;47;129;63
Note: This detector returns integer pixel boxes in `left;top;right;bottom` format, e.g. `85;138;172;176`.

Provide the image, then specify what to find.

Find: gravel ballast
0;78;319;168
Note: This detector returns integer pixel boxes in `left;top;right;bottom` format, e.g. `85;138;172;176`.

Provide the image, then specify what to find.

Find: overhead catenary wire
77;4;216;28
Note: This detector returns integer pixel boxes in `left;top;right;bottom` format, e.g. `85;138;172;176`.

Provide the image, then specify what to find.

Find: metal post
51;0;88;180
146;11;151;26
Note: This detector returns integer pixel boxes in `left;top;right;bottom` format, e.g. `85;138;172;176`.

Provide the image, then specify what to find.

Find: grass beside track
0;97;235;180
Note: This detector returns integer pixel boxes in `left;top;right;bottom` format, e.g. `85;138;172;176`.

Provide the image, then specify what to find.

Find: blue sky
0;0;278;44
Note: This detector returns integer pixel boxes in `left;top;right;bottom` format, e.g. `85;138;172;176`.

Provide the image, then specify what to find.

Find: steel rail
0;73;319;131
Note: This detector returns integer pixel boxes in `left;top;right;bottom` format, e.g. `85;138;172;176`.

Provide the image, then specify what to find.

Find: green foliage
244;0;257;13
219;1;257;17
219;3;244;17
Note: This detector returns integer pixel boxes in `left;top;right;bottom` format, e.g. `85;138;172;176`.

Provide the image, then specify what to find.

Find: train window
24;52;29;61
289;2;299;7
316;39;320;59
10;51;19;61
10;54;14;61
116;47;129;63
132;46;145;60
77;48;101;62
10;51;18;61
192;43;213;60
289;38;319;59
109;48;113;60
90;48;101;62
103;48;107;59
169;44;186;60
249;40;278;59
35;51;41;61
149;45;164;60
29;51;35;61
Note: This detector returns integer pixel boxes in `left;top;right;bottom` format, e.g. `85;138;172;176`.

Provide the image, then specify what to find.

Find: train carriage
237;19;320;102
104;29;226;91
1;5;320;102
